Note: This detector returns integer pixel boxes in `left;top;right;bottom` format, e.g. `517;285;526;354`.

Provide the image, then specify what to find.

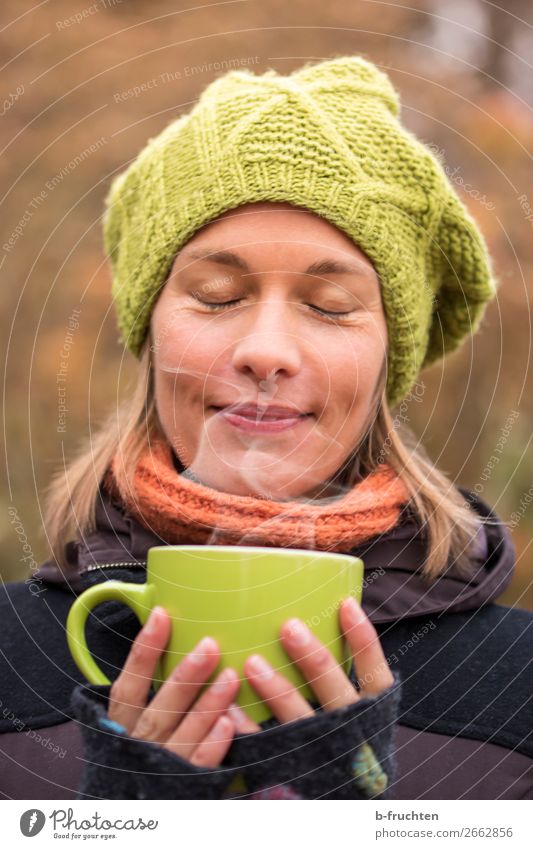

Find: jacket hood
35;485;516;624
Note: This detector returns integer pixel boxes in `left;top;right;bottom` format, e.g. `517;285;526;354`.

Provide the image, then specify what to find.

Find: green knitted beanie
103;55;498;407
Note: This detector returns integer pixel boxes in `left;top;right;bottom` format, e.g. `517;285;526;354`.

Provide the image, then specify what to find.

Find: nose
230;300;303;384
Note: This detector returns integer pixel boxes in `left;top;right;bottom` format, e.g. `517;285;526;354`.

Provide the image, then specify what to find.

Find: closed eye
191;296;354;319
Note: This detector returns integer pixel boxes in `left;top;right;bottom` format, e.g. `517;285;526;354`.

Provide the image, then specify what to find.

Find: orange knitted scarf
104;438;411;552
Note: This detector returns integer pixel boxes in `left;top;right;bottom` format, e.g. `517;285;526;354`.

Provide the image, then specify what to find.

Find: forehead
176;201;375;272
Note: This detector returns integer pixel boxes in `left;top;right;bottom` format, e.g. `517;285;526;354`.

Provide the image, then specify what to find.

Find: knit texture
351;741;389;795
103;437;411;552
103;55;498;406
70;671;401;800
219;669;402;800
71;683;240;800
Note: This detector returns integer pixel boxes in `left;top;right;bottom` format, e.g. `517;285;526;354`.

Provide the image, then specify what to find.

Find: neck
105;436;411;552
171;451;361;504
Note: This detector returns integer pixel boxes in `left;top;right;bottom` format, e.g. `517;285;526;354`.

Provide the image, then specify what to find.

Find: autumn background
1;0;532;610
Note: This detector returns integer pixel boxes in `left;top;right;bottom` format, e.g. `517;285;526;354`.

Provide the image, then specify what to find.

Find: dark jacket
1;485;532;799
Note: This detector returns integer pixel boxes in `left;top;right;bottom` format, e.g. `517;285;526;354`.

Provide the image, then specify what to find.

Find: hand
107;606;240;768
227;595;394;734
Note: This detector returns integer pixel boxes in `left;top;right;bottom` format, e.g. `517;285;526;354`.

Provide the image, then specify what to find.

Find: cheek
317;343;384;434
151;312;225;416
330;329;385;392
151;303;209;372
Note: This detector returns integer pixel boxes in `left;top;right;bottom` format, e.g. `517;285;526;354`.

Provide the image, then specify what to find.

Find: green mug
66;545;364;724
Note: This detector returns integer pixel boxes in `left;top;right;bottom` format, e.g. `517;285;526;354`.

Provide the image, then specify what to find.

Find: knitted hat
103;55;498;407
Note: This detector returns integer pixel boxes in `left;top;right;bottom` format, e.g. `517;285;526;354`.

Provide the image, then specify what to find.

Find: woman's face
150;201;387;500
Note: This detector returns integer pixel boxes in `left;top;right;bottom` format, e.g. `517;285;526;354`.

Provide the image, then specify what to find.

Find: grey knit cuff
70;683;239;800
229;671;402;799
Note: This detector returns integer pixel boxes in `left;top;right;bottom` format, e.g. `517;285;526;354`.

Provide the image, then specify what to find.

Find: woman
1;55;531;801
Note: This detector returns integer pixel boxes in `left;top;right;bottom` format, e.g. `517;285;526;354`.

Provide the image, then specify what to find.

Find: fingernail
247;654;275;680
345;597;360;619
189;636;217;666
210;715;233;739
227;702;248;724
211;668;237;693
143;606;163;635
285;618;311;646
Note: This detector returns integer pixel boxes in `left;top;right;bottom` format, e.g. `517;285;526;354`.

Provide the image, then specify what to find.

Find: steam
157;363;355;549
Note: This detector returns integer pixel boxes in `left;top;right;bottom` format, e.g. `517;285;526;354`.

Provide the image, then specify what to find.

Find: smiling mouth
210;406;312;434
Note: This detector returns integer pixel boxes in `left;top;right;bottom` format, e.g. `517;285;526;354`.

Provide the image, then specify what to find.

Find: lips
213;404;310;421
211;404;312;434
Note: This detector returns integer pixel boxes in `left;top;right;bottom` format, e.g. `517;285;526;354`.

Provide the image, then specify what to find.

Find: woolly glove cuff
70;683;239;800
230;670;402;799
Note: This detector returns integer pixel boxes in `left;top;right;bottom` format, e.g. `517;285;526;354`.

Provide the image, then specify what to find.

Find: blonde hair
42;338;487;581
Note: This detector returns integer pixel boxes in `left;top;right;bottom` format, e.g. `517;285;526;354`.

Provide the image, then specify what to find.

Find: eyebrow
179;249;373;277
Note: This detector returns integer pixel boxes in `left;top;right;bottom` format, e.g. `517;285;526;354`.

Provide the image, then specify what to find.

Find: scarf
103;438;411;553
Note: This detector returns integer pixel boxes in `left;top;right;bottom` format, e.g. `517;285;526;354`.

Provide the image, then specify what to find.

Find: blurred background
1;0;532;608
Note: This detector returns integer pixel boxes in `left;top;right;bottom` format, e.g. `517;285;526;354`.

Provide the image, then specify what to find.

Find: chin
200;466;294;500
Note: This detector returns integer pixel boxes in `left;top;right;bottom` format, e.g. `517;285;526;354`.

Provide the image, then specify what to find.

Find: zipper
79;560;147;575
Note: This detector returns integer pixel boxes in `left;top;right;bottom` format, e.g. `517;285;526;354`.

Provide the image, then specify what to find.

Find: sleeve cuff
70;683;240;800
228;671;402;800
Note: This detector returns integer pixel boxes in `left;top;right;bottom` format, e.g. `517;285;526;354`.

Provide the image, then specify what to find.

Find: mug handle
66;580;154;685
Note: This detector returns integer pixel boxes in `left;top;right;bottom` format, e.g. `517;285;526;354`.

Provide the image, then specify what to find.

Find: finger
340;597;394;696
108;606;171;732
130;636;221;743
164;667;240;759
226;702;262;734
189;715;236;769
243;654;316;724
279;618;359;712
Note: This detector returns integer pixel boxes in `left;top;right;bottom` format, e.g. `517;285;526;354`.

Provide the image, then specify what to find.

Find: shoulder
0;576;141;733
0;579;82;731
379;604;533;758
0;577;76;652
